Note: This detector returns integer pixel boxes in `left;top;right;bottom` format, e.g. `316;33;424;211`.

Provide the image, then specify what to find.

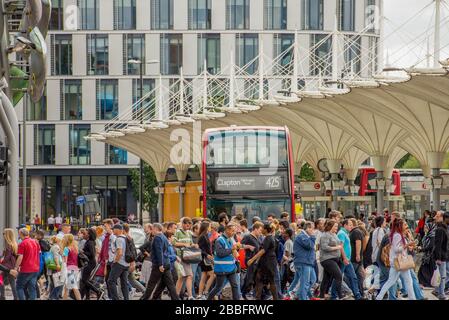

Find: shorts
181;261;193;277
66;269;80;290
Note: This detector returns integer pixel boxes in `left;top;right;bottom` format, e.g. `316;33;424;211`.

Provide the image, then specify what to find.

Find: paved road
2;284;439;300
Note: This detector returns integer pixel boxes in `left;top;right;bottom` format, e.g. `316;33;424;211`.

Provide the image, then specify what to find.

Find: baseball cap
16;224;27;230
113;224;123;230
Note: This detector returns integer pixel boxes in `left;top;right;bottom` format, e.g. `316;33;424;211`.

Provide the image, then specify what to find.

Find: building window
132;79;155;103
52;35;72;75
63;80;82;120
339;0;355;31
236;34;258;75
264;0;287;30
78;0;99;30
87;34;109;75
151;0;173;30
69;124;91;165
114;0;136;30
365;0;378;33
132;79;156;120
273;34;294;74
35;125;55;165
302;0;323;30
226;0;249;30
198;34;220;74
344;35;361;75
160;34;182;75
28;87;47;121
189;0;211;29
97;79;118;120
50;0;63;30
107;145;128;165
124;34;145;75
310;34;332;76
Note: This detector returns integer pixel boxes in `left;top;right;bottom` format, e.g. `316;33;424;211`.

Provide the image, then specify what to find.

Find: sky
383;0;449;67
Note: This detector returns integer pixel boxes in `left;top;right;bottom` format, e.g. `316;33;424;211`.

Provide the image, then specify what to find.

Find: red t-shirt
17;237;41;273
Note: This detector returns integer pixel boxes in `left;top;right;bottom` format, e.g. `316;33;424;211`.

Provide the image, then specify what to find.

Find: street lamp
127;59;159;225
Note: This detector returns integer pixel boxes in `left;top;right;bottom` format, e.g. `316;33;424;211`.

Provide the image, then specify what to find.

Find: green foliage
10;66;28;106
401;155;421;169
129;162;159;211
396;153;412;168
299;163;315;181
443;153;449;169
397;153;449;169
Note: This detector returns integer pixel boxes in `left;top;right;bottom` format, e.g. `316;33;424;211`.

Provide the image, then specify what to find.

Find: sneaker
431;290;439;297
187;296;195;300
283;295;291;300
288;291;296;300
129;288;136;299
310;297;321;301
201;294;207;300
195;295;202;300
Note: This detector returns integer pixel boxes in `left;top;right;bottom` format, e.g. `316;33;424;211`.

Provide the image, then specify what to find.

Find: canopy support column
327;159;342;211
372;156;388;215
428;152;446;211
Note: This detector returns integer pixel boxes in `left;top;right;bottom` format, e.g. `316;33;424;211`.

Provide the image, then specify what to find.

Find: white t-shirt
55;216;63;224
48;217;55;225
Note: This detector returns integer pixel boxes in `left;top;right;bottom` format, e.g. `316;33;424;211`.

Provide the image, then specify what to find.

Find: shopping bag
431;267;441;287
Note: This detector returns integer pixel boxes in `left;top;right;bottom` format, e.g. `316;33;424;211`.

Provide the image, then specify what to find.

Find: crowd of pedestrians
1;209;448;300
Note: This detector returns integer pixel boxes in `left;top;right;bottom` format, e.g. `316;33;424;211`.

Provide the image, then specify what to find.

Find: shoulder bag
393;253;415;271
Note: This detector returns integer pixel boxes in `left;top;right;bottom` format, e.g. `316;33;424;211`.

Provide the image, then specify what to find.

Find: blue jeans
191;263;199;297
208;272;240;300
273;265;283;299
295;264;316;300
376;267;416;300
331;262;362;299
16;272;39;300
437;261;449;296
288;270;300;295
49;285;64;300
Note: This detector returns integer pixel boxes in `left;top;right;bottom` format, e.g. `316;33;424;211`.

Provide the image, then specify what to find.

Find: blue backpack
39;252;44;274
276;239;284;264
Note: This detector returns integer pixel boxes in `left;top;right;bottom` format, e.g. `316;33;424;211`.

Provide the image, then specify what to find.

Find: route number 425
265;177;280;189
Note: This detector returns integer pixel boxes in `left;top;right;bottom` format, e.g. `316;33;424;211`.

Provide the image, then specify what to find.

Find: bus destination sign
214;174;286;192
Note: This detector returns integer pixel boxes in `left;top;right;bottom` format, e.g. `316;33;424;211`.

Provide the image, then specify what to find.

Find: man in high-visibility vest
207;224;241;300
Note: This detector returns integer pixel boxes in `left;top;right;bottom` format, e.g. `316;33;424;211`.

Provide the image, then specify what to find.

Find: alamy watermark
169;122;282;176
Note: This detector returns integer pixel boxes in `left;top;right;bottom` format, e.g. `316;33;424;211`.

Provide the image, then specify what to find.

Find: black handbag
181;247;202;264
78;251;89;268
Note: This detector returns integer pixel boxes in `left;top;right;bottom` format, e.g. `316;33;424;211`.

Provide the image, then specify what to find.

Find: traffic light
0;145;8;186
46;185;52;199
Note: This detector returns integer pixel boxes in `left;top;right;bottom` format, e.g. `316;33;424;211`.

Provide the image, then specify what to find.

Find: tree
443;153;449;169
299;163;316;181
401;155;421;169
396;153;412;168
129;163;159;213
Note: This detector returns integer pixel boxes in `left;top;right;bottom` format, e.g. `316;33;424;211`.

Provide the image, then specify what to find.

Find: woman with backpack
80;228;97;299
376;218;416;300
0;229;18;300
62;234;81;300
47;236;64;300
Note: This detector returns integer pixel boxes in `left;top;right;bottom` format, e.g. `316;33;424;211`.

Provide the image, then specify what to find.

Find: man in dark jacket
140;223;179;300
434;211;449;300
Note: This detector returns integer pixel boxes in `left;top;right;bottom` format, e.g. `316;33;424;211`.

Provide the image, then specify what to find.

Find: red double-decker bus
202;126;295;222
355;168;401;196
